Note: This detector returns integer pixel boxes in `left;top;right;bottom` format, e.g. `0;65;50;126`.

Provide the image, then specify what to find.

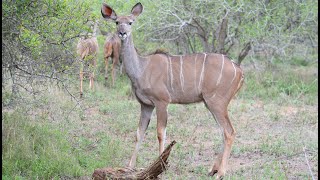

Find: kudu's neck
121;35;145;82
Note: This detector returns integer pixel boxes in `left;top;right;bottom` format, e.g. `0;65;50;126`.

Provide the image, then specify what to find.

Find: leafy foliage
131;0;318;64
2;0;99;102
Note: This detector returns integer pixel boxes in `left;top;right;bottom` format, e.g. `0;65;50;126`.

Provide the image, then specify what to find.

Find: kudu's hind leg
128;103;154;168
89;71;94;90
204;98;236;179
156;102;169;154
104;56;110;82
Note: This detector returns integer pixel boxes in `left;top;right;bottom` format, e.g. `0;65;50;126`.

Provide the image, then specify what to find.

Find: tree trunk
216;17;228;54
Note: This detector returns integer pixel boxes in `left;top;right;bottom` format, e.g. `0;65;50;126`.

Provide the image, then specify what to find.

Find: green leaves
20;26;42;56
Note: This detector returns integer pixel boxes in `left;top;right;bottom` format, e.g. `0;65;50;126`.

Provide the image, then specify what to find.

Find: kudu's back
141;52;244;105
104;33;121;58
77;37;99;63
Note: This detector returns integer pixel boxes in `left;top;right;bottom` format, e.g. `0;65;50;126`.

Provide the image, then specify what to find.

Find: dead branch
92;140;177;180
237;41;252;65
303;146;315;180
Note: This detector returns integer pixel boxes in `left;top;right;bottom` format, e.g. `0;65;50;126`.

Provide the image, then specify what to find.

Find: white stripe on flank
167;89;172;103
179;56;185;92
136;127;140;141
210;93;216;99
166;56;170;88
236;70;244;91
194;54;198;95
198;53;207;92
164;128;167;144
231;61;237;85
216;54;225;86
168;56;174;92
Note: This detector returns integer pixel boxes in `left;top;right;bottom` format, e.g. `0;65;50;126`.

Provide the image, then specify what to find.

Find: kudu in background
77;21;99;98
103;33;122;86
101;3;244;179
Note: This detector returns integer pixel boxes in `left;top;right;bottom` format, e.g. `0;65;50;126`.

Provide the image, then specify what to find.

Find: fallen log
92;140;177;180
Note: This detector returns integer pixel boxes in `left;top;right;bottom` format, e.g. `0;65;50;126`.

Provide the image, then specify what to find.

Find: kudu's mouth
118;31;129;40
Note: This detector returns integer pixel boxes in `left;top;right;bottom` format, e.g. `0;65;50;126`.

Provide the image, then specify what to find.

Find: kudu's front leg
79;64;84;98
156;103;169;155
111;58;117;87
128;103;154;168
89;71;94;90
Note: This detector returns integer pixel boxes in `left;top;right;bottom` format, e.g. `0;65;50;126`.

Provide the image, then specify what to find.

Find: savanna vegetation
2;0;318;179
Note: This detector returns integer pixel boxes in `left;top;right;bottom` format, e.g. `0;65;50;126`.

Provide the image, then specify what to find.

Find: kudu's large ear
131;2;143;18
101;3;117;20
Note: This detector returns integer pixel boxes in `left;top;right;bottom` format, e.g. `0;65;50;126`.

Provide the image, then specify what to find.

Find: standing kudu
101;3;244;179
104;33;122;86
77;21;99;98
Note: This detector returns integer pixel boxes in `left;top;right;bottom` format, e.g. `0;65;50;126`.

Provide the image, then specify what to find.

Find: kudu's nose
118;31;128;40
119;32;127;36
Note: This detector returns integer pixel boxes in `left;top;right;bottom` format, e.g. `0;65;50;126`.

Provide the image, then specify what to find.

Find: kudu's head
101;2;143;41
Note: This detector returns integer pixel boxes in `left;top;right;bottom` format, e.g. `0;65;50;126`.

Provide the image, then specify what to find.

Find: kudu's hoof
208;170;218;176
208;170;224;180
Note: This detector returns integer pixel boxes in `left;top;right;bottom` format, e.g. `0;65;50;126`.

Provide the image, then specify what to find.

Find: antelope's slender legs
204;98;236;179
128;103;155;168
111;58;117;86
79;70;84;98
156;103;169;155
104;56;109;82
112;52;120;86
89;71;94;90
120;63;123;75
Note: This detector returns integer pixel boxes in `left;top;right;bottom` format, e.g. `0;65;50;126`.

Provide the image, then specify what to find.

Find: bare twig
303;146;315;180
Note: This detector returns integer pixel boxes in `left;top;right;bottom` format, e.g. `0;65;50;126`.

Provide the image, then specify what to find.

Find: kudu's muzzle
117;24;130;40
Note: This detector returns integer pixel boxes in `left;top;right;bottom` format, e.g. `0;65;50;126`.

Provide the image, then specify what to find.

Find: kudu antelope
104;33;122;86
101;3;244;179
77;21;99;98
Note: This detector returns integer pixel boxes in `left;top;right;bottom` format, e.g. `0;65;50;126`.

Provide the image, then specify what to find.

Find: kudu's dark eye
115;21;119;25
128;22;132;25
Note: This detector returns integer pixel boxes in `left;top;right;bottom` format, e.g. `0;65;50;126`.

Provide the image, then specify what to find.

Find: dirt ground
78;94;318;179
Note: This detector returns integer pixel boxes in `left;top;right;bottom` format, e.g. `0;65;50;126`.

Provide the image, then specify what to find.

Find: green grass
2;63;318;179
2;111;83;179
239;66;318;105
2;80;128;179
2;109;126;179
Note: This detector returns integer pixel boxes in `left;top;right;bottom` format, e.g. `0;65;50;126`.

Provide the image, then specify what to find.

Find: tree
2;0;100;103
135;0;317;65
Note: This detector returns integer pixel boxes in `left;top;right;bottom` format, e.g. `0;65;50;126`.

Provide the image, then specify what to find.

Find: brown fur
101;3;244;179
148;49;170;55
103;33;121;86
77;36;99;97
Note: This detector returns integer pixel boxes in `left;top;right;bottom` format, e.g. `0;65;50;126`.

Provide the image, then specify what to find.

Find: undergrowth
2;62;318;179
239;65;318;105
